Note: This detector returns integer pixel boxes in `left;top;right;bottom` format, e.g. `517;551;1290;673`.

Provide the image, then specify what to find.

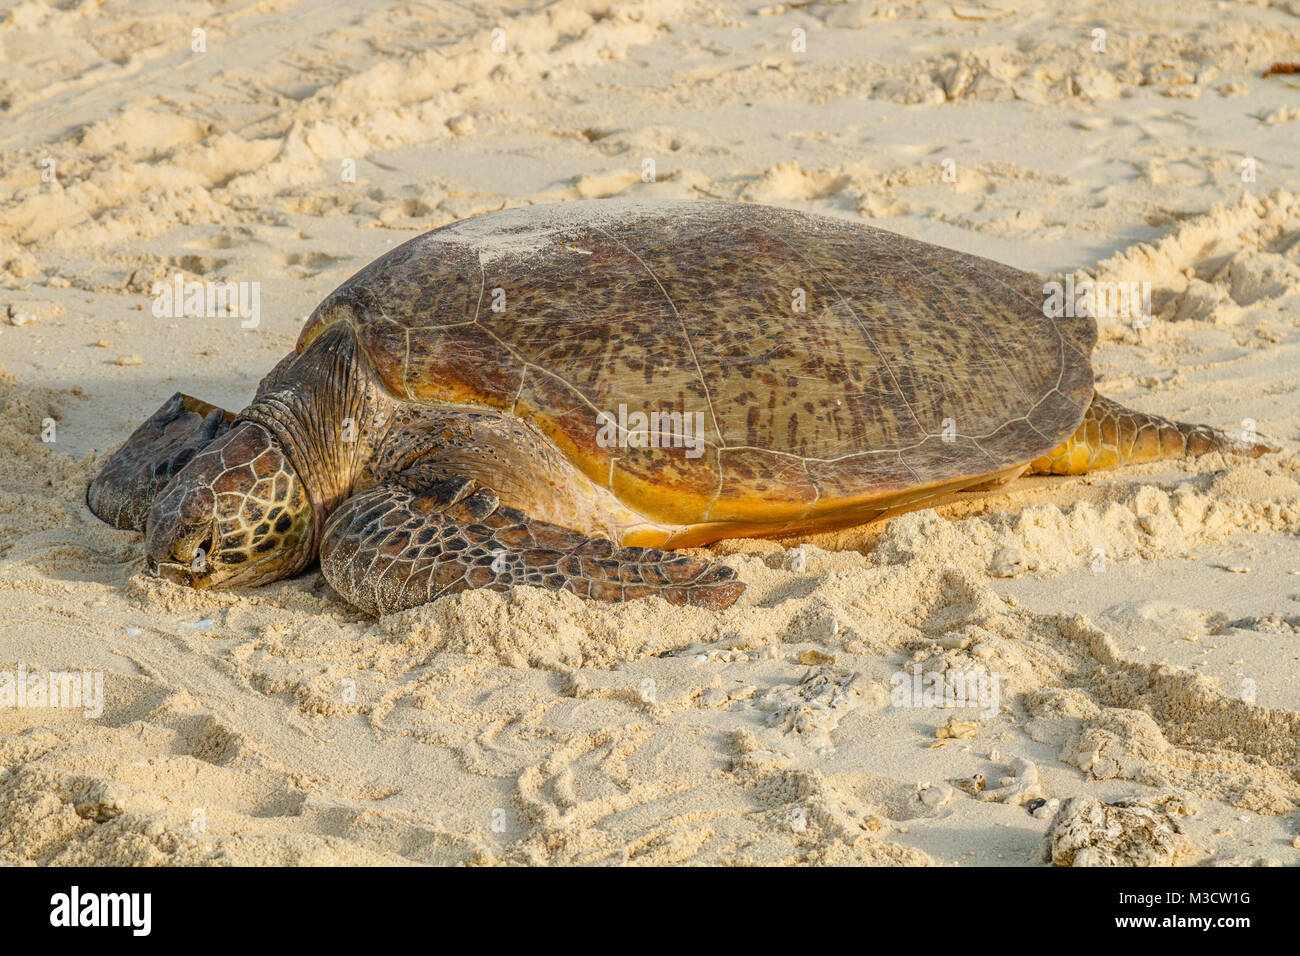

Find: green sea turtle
87;199;1273;615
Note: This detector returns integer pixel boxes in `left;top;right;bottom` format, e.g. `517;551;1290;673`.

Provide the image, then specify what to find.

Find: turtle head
145;422;315;589
143;320;381;590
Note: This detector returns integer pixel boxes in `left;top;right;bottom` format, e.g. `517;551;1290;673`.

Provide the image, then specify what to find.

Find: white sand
1;0;1299;865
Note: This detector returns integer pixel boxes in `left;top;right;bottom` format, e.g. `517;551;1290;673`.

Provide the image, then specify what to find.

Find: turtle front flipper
1029;392;1279;475
318;472;745;616
87;392;236;531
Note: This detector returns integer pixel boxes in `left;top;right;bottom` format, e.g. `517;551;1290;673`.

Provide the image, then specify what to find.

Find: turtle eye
168;521;216;574
201;523;220;570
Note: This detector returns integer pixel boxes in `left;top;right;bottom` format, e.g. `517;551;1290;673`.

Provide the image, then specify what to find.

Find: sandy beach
2;0;1299;865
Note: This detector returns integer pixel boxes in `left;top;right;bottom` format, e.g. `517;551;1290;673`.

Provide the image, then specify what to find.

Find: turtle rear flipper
87;393;236;531
1030;392;1279;475
319;471;745;616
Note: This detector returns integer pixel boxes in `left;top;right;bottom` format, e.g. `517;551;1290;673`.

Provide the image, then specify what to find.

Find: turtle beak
145;511;218;588
148;558;197;587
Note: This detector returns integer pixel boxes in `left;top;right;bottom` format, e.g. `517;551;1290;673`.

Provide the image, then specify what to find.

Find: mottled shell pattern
299;199;1096;530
